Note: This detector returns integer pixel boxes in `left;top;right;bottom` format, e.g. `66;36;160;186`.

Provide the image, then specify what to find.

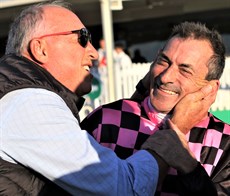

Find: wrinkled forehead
158;37;212;76
163;36;213;60
42;6;84;32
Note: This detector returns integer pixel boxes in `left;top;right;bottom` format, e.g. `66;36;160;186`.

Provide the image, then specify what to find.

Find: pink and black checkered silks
81;98;230;195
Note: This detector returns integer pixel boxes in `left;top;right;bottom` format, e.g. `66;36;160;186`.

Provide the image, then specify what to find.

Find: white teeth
161;88;176;95
83;65;90;71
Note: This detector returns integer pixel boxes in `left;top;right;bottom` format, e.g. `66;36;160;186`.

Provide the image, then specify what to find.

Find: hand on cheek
170;81;217;133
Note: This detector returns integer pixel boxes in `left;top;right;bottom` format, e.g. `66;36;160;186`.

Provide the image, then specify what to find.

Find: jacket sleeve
214;164;230;196
141;128;219;195
176;163;218;196
212;149;230;196
2;89;159;195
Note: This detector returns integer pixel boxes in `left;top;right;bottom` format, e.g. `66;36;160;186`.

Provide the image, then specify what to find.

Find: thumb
167;119;185;138
199;83;213;98
188;83;213;103
167;119;178;130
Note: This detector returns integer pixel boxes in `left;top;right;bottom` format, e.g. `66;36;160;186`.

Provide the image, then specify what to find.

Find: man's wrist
177;162;218;196
146;149;169;185
141;129;197;174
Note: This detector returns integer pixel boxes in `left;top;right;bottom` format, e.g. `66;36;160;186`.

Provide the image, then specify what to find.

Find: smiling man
0;1;166;195
2;1;218;195
150;38;213;114
81;22;230;195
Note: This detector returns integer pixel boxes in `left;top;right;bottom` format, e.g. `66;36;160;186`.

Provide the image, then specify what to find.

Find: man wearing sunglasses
0;1;216;196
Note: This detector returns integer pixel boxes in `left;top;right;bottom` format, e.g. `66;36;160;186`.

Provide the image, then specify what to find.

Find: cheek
62;58;82;83
180;79;200;96
72;65;85;83
67;53;84;76
151;65;166;76
150;66;162;83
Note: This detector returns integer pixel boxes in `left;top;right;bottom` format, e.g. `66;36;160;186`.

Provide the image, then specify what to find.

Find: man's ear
29;39;48;64
208;80;220;102
211;80;220;93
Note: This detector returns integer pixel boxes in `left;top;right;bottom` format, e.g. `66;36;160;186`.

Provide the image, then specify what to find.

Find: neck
146;97;171;128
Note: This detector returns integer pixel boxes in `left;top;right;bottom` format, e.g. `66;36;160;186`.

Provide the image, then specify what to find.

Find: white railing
80;57;230;119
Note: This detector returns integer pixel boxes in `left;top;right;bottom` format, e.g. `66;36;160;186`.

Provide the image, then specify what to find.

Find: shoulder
2;88;65;106
1;88;70;120
209;113;230;135
189;114;230;149
101;99;141;112
3;88;61;97
81;99;141;124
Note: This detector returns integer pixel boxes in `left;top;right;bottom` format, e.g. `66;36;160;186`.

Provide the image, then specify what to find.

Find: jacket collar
0;54;85;121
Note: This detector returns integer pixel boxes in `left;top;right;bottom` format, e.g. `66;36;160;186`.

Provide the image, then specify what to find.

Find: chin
151;101;174;114
155;107;171;114
157;104;176;114
75;83;92;97
85;86;92;95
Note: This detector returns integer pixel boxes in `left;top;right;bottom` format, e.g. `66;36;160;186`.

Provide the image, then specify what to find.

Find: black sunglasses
34;28;92;48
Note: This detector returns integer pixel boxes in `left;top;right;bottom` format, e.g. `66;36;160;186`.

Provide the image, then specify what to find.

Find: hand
171;81;217;133
167;120;195;159
141;125;197;174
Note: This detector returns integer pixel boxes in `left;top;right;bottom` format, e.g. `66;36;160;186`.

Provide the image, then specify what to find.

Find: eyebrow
159;51;172;65
180;63;193;68
179;63;195;74
159;50;195;71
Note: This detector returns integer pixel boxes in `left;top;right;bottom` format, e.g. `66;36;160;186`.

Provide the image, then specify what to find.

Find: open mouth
83;65;90;72
159;86;177;95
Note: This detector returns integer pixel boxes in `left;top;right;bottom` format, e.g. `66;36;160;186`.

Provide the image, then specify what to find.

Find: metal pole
100;0;116;102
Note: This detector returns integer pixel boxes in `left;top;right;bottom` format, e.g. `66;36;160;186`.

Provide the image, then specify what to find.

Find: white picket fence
80;57;230;119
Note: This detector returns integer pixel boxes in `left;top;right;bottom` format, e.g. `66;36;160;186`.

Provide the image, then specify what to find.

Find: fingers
167;120;186;144
184;81;215;106
186;78;217;101
170;80;219;135
199;81;219;113
194;83;213;101
167;119;176;130
170;82;215;133
201;83;214;96
192;77;209;88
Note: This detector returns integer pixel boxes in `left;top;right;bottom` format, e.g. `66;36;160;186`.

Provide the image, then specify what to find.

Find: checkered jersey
81;99;159;159
81;98;230;195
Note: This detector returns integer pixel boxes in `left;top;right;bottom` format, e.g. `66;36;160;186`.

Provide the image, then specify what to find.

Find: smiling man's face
149;36;213;113
27;6;98;95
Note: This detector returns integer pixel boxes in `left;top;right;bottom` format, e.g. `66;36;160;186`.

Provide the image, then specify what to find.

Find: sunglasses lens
79;28;91;48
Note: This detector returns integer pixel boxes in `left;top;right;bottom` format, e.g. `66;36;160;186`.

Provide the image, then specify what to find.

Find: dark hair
167;21;226;80
115;41;125;49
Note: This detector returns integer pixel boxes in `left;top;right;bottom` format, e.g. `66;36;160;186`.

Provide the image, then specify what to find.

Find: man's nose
87;42;99;60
